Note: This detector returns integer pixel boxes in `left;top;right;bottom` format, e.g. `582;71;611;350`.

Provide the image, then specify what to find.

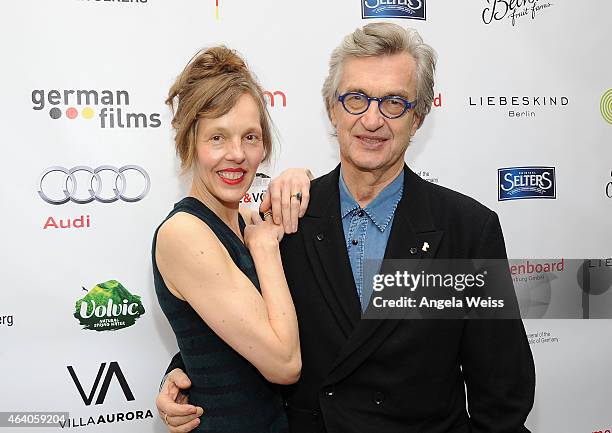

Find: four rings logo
38;165;150;205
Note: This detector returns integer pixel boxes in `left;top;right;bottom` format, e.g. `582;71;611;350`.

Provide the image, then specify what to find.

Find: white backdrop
1;1;611;432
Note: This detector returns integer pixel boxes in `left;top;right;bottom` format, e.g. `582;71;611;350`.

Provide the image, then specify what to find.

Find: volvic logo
362;0;426;20
498;166;556;201
74;280;145;332
67;362;135;406
31;89;161;128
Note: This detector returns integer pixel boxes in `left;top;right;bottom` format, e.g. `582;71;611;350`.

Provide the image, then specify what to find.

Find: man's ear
412;114;424;135
329;103;337;128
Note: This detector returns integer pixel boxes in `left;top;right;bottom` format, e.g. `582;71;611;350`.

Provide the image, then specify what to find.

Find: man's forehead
338;53;417;96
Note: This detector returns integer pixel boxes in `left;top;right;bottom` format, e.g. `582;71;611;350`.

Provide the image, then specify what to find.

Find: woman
153;46;300;432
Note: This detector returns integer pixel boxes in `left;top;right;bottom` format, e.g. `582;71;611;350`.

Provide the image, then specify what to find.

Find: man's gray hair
322;22;437;122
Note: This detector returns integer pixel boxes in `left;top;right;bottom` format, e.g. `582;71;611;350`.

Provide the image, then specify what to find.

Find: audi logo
38;165;150;205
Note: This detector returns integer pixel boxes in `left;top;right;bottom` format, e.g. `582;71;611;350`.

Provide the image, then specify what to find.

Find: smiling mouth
356;136;389;147
217;169;246;185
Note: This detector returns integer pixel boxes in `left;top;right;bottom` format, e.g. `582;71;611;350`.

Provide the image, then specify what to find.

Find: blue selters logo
498;167;556;201
362;0;426;20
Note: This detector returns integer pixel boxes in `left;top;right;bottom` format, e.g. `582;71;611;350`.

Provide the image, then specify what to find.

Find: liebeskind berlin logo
31;89;161;128
468;95;568;118
482;0;553;26
498;166;556;201
74;280;145;331
362;0;426;20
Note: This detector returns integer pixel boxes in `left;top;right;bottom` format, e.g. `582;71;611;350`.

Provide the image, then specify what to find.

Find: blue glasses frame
337;92;416;119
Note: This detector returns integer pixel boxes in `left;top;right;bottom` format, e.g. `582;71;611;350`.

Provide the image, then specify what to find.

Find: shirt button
323;387;334;397
373;391;385;405
351;239;358;246
357;210;365;217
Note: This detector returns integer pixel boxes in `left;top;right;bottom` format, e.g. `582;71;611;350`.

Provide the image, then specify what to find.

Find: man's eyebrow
343;87;369;95
343;87;412;99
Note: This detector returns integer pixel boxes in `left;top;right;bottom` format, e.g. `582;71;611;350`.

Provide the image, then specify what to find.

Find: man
157;23;535;433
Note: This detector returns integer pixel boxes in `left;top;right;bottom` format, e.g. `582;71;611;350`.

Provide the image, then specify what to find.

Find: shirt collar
339;168;404;232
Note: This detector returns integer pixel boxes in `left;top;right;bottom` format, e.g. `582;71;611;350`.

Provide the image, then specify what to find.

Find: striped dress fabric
153;197;288;433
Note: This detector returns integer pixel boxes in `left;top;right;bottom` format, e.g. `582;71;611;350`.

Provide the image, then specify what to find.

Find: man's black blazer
166;164;535;433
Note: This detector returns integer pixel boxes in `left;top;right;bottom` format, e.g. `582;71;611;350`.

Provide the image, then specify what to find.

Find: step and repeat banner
1;1;611;432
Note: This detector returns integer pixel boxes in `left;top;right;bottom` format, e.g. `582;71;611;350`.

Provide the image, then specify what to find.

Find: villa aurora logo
74;280;145;331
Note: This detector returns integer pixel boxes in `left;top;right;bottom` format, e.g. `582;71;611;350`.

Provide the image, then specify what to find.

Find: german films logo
601;89;612;124
31;89;161;128
362;0;426;20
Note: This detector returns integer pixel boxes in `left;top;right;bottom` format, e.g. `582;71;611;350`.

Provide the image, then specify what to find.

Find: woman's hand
243;212;285;250
259;168;313;234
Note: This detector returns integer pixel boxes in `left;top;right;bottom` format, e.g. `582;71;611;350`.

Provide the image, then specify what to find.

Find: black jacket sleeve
461;211;536;433
165;352;185;376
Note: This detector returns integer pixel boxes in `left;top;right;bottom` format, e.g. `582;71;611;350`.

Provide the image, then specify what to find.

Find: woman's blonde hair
166;46;273;171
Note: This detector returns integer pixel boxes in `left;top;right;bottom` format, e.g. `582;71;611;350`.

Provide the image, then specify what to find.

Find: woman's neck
189;180;241;237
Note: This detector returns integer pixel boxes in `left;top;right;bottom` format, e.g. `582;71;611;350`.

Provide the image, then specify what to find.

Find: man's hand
156;368;204;433
259;168;313;234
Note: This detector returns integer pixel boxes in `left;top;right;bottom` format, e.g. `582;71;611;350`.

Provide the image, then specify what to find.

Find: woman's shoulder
159;210;215;243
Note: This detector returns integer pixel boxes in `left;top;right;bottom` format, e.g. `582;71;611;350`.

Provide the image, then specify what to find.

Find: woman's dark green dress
153;197;288;433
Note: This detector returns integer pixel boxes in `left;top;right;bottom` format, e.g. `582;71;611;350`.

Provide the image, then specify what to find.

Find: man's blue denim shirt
339;168;404;311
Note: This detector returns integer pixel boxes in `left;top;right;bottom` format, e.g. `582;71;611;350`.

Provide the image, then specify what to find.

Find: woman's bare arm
155;212;301;384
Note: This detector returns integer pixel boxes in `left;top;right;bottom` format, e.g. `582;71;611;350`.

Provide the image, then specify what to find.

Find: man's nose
360;100;384;130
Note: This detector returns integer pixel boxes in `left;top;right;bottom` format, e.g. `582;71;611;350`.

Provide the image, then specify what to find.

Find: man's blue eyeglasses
337;92;416;119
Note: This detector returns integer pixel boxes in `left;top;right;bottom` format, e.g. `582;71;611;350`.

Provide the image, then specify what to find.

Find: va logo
67;362;135;406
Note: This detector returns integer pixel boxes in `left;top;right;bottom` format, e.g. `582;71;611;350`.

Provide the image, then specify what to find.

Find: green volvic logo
74;280;145;331
601;89;612;124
